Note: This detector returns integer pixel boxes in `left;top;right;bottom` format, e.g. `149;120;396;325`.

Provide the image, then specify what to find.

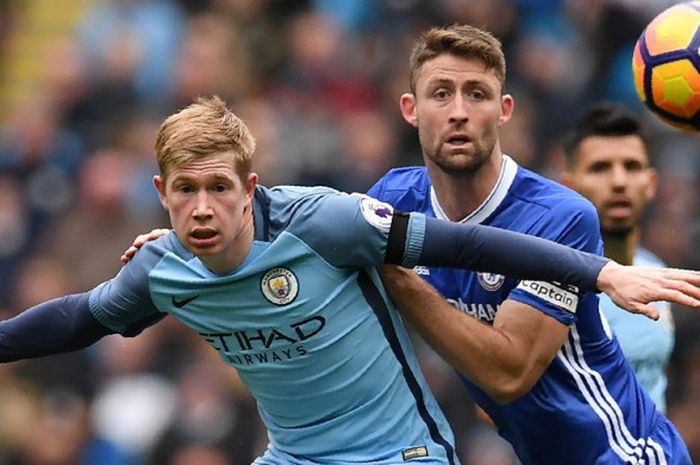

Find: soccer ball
632;1;700;130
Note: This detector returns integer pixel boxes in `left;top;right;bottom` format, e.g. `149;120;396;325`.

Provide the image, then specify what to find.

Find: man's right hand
120;228;171;263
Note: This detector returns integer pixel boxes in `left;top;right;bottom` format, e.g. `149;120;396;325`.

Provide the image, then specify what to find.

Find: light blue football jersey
368;155;690;465
88;185;459;464
599;248;675;413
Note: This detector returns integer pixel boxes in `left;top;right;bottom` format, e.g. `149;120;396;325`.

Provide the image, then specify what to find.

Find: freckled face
401;54;513;174
154;151;257;272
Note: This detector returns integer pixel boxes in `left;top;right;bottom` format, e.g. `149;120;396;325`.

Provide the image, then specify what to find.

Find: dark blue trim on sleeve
253;186;271;242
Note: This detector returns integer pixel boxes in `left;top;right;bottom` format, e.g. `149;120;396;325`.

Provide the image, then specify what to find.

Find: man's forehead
579;136;648;160
577;136;649;167
417;55;499;87
168;157;239;180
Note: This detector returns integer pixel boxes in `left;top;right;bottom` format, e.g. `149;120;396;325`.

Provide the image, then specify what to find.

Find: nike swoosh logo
171;295;200;308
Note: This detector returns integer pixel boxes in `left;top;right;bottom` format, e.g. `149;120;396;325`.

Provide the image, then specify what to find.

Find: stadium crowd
0;0;699;464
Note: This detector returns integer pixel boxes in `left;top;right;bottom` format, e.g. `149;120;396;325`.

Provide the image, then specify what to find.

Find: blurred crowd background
0;0;699;464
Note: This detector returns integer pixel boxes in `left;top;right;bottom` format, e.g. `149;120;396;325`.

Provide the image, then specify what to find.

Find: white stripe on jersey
647;438;667;465
558;327;668;465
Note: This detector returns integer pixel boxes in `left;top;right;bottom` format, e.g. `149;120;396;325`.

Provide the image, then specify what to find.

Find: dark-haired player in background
562;102;675;413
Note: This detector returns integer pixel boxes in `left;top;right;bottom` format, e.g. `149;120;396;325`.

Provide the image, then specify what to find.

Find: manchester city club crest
477;272;505;292
261;267;299;305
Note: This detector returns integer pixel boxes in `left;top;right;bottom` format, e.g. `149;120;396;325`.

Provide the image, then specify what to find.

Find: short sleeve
507;200;603;325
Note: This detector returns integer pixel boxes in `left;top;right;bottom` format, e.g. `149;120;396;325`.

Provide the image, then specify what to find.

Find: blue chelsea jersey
368;155;682;465
599;248;675;413
87;185;458;465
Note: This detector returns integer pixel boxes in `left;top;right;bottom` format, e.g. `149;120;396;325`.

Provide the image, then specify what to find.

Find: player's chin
601;221;633;237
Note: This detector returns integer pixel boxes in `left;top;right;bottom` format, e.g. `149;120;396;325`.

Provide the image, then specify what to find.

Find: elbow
474;354;550;404
488;388;528;405
483;376;535;405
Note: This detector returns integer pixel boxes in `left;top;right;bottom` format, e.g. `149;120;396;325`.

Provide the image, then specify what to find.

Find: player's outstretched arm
0;293;114;363
123;214;700;318
389;215;700;318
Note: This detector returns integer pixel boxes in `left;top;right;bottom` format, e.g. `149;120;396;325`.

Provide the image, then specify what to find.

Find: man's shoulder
257;184;373;243
378;165;428;179
125;231;194;283
499;167;601;249
138;231;191;264
261;184;339;203
259;184;343;223
368;166;431;208
512;166;597;217
372;166;429;191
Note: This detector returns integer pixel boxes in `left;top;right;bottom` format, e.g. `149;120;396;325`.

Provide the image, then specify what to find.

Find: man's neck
426;153;504;222
602;229;639;266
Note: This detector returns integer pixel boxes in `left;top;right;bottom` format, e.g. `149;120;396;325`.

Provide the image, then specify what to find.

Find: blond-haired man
2;96;699;465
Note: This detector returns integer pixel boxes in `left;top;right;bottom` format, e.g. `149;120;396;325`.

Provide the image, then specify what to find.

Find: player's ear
560;170;573;188
499;94;514;126
245;173;258;200
645;167;658;201
153;175;168;210
243;173;258;215
400;93;418;127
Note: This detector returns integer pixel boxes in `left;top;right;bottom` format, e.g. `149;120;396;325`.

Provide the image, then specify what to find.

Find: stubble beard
600;205;640;239
428;143;493;175
601;222;634;239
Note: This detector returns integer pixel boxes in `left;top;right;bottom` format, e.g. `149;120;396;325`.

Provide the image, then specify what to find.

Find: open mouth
192;229;217;239
446;135;471;147
604;200;632;218
190;229;218;246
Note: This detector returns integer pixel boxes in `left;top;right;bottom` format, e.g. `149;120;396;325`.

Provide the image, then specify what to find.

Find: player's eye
177;184;194;193
434;89;450;100
624;160;644;172
470;90;485;101
213;184;228;193
588;162;610;173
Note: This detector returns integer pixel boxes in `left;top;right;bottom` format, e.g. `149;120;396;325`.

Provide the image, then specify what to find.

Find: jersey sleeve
0;293;113;362
287;192;396;268
507;199;603;325
88;234;180;335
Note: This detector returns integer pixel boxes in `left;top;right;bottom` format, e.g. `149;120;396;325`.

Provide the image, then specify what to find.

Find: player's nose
192;191;214;219
610;164;628;189
448;94;469;123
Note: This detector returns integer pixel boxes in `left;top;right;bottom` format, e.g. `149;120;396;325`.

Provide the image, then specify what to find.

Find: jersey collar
430;154;518;224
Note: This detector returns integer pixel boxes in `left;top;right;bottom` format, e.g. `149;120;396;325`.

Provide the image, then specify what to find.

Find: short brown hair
154;95;256;182
408;24;506;94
